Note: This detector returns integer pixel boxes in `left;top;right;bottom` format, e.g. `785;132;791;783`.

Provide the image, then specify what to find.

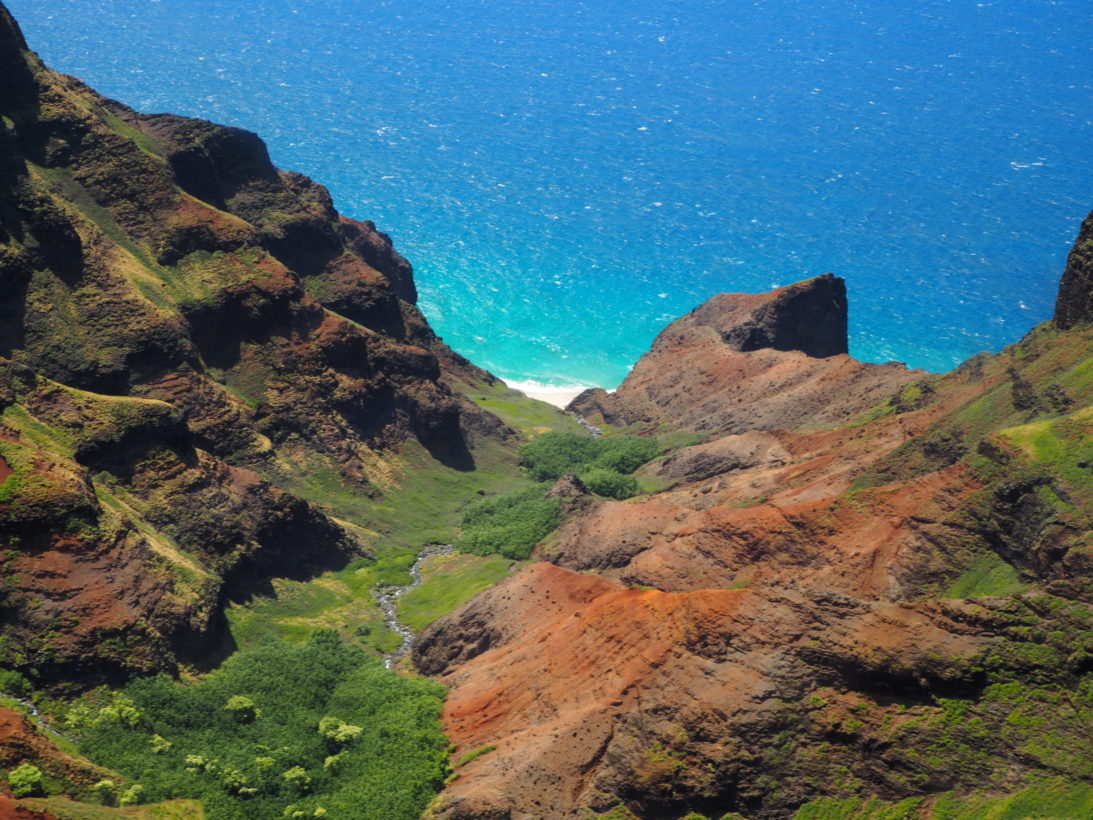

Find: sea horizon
9;0;1092;390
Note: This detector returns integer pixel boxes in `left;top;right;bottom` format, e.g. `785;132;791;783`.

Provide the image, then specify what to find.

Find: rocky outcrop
707;272;849;357
418;564;1002;819
1053;209;1093;330
569;275;919;436
419;235;1093;817
0;1;508;686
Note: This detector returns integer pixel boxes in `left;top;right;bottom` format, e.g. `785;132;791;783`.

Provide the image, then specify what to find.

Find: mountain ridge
0;0;511;688
416;223;1093;818
0;1;1091;818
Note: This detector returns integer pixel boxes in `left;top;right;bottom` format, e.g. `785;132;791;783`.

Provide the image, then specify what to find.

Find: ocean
8;0;1092;391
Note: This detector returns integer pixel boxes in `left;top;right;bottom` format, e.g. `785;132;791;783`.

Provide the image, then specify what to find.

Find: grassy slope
464;379;586;438
225;380;577;655
19;797;204;820
397;552;518;633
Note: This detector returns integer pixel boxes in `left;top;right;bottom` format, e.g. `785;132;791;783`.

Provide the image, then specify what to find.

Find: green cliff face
0;0;513;688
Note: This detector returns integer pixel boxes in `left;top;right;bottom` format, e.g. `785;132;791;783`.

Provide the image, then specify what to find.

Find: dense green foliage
7;762;45;798
454;484;561;559
70;630;448;820
580;468;639;500
0;666;31;697
452;433;660;558
519;432;660;484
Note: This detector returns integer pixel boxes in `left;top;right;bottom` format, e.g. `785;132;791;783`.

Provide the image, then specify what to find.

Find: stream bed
373;544;455;668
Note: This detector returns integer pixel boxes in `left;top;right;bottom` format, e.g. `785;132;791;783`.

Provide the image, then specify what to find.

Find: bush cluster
70;630;448;819
454;484;561;560
518;432;660;485
7;762;44;798
454;433;660;559
0;667;31;698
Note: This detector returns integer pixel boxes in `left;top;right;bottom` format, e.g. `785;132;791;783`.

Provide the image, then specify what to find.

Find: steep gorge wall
419;218;1093;819
0;1;507;687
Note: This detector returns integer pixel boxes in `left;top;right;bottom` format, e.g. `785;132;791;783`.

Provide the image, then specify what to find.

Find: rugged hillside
569;273;920;436
0;1;508;688
417;227;1093;819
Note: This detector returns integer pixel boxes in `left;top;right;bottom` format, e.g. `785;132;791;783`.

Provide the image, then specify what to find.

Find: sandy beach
503;380;591;410
521;388;584;409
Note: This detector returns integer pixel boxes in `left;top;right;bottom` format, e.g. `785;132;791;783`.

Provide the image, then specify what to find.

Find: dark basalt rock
0;3;35;113
1053;209;1093;330
707;272;848;358
0;0;507;687
142;115;282;211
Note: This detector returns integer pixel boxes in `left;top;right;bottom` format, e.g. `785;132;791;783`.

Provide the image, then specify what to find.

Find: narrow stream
0;693;73;743
373;543;455;669
574;414;602;437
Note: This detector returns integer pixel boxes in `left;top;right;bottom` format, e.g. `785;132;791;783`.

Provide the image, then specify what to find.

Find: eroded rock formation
568;274;919;436
0;2;506;687
418;218;1093;818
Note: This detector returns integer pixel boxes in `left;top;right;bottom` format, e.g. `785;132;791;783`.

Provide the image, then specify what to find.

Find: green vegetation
997;403;1093;509
580;468;639;500
19;796;205;819
454;484;561;560
360;430;666;564
0;666;32;697
70;630;448;820
942;552;1024;598
8;762;45;797
455;745;496;767
792;779;1093;820
279;437;530;551
228;436;536;655
397;553;515;632
465;380;585;438
519;432;660;484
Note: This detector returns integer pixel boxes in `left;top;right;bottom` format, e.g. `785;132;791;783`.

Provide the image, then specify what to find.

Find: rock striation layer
568;274;919;436
419;215;1093;818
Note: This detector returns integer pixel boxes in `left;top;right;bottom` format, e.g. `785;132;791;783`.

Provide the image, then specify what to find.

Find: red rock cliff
418;219;1093;818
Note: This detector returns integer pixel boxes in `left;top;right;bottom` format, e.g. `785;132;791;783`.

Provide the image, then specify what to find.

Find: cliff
0;1;507;687
417;218;1093;818
2;1;1092;816
568;274;919;436
1054;209;1093;330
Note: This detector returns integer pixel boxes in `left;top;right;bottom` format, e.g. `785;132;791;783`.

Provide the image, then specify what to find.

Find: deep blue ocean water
8;0;1092;391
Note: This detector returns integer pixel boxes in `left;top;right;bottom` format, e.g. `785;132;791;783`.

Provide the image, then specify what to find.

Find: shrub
225;695;258;723
119;783;145;806
318;716;362;747
519;432;659;481
0;667;31;698
580;468;639;500
8;762;44;798
454;485;560;559
518;433;600;481
92;778;117;805
149;733;172;754
282;766;311;793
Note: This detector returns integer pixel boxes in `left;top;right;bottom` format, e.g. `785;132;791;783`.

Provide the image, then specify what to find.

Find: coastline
502;379;593;409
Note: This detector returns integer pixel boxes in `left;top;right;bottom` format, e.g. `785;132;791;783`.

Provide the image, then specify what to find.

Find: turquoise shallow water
8;0;1092;389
